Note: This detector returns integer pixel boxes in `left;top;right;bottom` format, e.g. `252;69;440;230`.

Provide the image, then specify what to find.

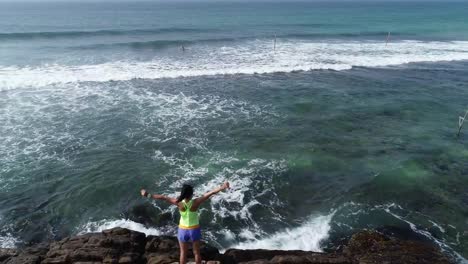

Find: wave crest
78;219;162;236
233;212;334;252
2;39;468;90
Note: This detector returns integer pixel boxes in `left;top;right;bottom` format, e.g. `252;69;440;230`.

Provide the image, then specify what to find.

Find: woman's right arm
192;182;229;209
140;189;179;206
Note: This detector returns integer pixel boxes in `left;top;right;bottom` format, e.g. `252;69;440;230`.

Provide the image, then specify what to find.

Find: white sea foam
429;220;446;233
0;234;19;248
233;212;334;252
77;213;333;255
161;156;287;225
149;151;290;249
1;40;468;90
0;84;276;191
78;219;162;236
382;206;468;264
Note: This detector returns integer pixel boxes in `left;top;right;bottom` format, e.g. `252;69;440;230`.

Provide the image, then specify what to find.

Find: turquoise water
0;1;467;262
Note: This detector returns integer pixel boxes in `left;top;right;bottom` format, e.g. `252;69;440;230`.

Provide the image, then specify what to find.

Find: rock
270;253;352;263
145;236;179;253
222;249;309;264
145;235;220;264
144;252;175;263
144;235;184;264
0;249;17;262
0;228;454;264
343;230;451;264
238;260;269;264
2;243;49;264
42;227;146;264
4;254;41;264
146;253;178;264
223;249;352;264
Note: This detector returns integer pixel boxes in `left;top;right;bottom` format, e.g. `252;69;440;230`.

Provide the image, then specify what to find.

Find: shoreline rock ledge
0;227;452;264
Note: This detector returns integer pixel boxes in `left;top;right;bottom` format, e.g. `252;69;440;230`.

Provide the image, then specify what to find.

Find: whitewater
1;1;468;262
2;39;468;90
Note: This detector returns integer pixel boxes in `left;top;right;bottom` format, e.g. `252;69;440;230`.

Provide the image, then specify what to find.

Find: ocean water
0;0;467;262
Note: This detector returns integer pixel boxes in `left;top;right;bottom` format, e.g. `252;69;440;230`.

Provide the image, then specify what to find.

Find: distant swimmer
181;45;186;52
140;182;230;264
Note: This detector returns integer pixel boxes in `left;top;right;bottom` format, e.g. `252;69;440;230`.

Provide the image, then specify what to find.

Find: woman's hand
140;189;148;197
192;181;231;209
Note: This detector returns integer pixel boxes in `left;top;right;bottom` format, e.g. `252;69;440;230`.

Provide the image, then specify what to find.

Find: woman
140;182;230;264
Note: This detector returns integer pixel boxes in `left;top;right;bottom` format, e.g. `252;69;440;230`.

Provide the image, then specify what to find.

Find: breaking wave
78;219;162;236
77;212;334;253
2;39;468;90
233;212;334;252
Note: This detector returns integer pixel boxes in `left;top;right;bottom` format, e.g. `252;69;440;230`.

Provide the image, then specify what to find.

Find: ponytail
177;184;194;203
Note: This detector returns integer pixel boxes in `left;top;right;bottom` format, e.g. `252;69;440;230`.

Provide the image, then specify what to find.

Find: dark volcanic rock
42;227;146;264
145;235;220;264
145;235;179;264
343;230;451;264
0;228;454;264
2;243;49;264
4;254;41;264
269;254;351;264
223;249;311;263
222;249;352;264
0;249;17;262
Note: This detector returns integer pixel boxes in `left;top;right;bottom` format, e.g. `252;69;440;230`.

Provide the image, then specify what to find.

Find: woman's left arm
140;189;178;205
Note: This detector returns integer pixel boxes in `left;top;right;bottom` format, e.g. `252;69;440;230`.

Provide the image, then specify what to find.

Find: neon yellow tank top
179;199;199;229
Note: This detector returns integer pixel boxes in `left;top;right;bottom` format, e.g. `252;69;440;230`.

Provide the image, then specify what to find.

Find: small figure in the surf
140;182;230;264
181;45;186;52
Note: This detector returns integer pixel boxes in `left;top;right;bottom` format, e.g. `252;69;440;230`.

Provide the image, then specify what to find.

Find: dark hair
177;184;194;203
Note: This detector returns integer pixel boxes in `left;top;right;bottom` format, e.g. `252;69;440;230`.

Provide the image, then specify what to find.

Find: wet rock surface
343;230;451;264
0;227;453;264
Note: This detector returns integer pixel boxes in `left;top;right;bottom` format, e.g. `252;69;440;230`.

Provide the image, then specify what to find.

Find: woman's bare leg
192;240;202;264
179;241;189;264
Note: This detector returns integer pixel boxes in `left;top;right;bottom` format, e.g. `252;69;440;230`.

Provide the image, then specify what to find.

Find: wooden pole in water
457;109;468;138
274;34;277;51
386;32;391;46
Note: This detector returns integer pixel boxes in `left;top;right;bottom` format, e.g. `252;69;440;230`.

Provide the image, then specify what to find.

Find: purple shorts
178;227;202;242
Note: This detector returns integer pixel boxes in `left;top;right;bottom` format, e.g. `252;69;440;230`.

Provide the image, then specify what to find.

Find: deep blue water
0;1;467;262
